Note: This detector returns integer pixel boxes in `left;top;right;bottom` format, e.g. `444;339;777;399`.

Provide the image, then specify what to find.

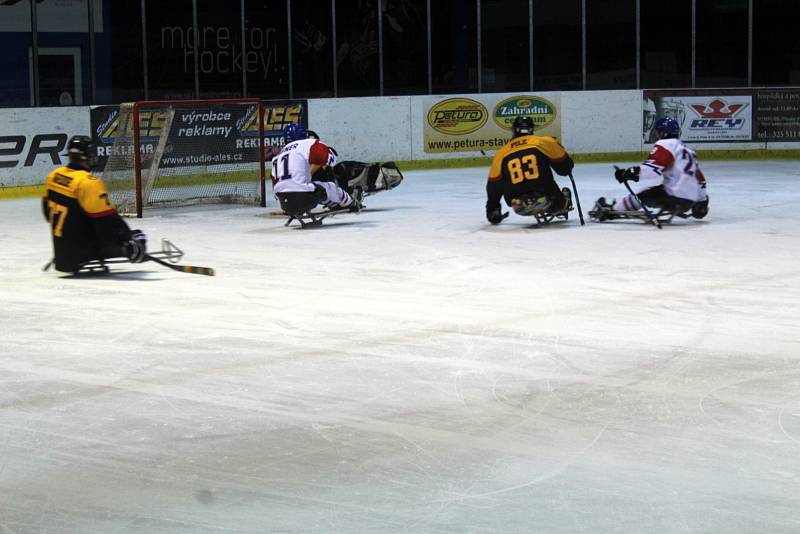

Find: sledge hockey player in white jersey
590;117;709;223
272;124;362;221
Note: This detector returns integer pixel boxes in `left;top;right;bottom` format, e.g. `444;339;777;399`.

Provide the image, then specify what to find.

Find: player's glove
486;208;509;225
123;229;147;263
615;166;640;183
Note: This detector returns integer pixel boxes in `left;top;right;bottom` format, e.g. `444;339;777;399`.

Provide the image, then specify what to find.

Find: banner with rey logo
643;88;800;143
643;90;752;143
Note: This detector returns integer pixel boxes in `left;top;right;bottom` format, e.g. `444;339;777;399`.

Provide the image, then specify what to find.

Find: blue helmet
283;123;307;143
654;117;680;139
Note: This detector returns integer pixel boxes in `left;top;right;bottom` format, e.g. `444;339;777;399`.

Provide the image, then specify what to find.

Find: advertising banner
753;88;800;142
0;106;89;187
423;94;561;154
643;90;753;143
89;99;308;172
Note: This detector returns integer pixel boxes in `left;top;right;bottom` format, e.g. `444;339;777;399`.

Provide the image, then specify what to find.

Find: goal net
96;98;269;217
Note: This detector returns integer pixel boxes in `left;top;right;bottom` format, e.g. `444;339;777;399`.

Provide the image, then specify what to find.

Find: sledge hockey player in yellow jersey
43;136;147;273
485;116;575;224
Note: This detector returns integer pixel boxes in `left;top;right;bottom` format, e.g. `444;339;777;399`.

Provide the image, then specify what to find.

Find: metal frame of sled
610;208;693;225
528;205;573;225
589;205;700;226
45;239;186;275
284;206;356;229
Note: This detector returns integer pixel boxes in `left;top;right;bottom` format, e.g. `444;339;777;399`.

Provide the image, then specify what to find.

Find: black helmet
66;135;97;170
512;116;535;138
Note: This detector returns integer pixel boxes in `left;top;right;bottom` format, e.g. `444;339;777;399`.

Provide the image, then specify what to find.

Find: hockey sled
284;206;355;228
591;209;664;224
46;239;186;275
277;161;402;229
276;188;362;229
511;198;573;225
45;239;214;276
590;208;699;225
589;197;705;226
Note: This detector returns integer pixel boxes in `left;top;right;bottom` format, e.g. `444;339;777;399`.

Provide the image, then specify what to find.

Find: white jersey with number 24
640;138;708;202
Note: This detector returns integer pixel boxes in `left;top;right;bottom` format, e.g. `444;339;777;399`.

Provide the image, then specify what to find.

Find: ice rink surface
1;161;800;533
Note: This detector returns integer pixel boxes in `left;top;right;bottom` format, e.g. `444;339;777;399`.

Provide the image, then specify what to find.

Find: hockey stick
142;238;214;275
568;173;585;225
145;254;215;276
622;180;662;229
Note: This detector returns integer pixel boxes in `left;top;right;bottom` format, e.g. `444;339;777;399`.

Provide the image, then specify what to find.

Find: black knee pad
692;199;709;219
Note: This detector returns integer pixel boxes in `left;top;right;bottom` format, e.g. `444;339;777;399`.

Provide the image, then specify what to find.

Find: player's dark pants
638;185;694;213
55;244;127;273
276;185;327;216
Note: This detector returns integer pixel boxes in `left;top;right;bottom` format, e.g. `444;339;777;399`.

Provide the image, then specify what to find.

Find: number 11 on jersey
272;154;292;182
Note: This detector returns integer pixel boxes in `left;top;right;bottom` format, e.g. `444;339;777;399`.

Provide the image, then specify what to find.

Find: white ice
1;161;800;533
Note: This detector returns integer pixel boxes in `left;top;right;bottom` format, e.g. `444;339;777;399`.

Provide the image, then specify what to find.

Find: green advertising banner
423;94;562;154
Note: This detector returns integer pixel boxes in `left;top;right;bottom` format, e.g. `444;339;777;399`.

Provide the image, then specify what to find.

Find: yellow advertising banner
423;94;561;154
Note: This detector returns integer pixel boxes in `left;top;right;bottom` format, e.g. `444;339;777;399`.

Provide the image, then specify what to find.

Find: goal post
99;98;268;218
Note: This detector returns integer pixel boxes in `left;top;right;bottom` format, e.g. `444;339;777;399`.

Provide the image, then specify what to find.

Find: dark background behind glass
533;0;581;91
382;0;428;95
244;0;289;99
640;0;691;89
34;4;92;106
3;0;800;107
290;0;334;97
105;1;144;104
145;0;195;100
431;0;478;94
586;0;636;89
753;0;800;86
481;0;529;93
696;0;748;87
0;4;33;107
197;0;243;98
336;0;379;96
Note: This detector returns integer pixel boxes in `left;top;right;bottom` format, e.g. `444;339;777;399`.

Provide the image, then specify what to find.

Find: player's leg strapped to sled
508;182;576;225
590;185;706;224
277;183;363;228
278;161;404;228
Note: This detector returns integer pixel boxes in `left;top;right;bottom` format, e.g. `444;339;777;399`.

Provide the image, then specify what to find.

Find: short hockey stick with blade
145;254;215;276
614;166;662;229
622;180;662;229
568;173;585;225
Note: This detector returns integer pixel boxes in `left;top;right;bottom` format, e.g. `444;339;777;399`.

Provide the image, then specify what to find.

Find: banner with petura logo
423;93;561;154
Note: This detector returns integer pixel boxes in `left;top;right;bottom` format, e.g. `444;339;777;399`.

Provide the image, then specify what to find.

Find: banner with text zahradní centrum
423;93;561;154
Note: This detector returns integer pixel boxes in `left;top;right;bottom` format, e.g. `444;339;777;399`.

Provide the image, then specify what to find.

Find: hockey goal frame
127;98;266;218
